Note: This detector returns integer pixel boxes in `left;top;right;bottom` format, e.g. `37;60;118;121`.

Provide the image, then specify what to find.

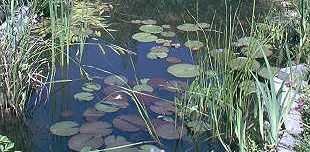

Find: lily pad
68;134;104;152
74;92;94;102
133;84;154;92
82;82;101;92
160;80;187;93
95;102;120;113
196;22;211;29
50;121;79;136
139;25;163;34
104;75;128;86
167;64;199;78
103;86;123;96
177;23;199;32
184;40;204;51
229;57;261;71
160;31;176;38
150;101;175;115
79;121;112;136
146;46;169;60
155;39;167;44
166;57;182;64
142;19;157;25
113;115;146;132
83;108;105;122
257;66;279;79
155;122;187;140
132;32;158;42
104;135;139;152
131;20;142;24
104;92;129;108
161;24;171;29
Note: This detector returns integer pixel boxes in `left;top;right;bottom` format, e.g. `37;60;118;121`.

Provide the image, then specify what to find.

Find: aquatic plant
50;121;80;136
167;63;199;78
0;134;15;152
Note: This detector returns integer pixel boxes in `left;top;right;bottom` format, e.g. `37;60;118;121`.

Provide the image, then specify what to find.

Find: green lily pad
79;121;112;136
104;74;128;86
177;23;199;32
139;25;163;34
74;92;94;102
132;32;158;42
82;82;101;92
155;39;167;44
184;40;204;50
229;57;261;71
196;22;211;29
133;84;154;92
131;20;142;24
160;31;176;38
104;135;139;152
95;102;120;113
141;19;157;25
167;64;199;78
139;144;162;152
161;24;171;29
50;121;79;136
257;66;279;79
68;134;104;152
146;46;169;60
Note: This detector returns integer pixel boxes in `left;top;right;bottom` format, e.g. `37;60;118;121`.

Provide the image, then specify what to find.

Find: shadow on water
1;0;275;152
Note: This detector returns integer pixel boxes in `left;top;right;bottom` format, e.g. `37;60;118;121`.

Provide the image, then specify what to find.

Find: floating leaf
131;20;142;24
196;22;211;29
132;32;158;42
160;80;187;93
68;134;104;152
150;101;175;115
113;115;146;132
229;57;261;71
155;39;167;44
103;86;124;96
80;121;112;136
139;25;163;34
74;92;94;102
83;108;105;122
82;82;101;92
141;19;157;25
146;46;169;60
161;24;171;29
167;64;199;78
147;78;168;89
95;102;120;113
166;57;182;64
177;23;199;32
184;40;204;51
104;92;129;108
155;122;187;140
50;121;79;136
104;75;128;86
133;84;154;92
160;31;176;38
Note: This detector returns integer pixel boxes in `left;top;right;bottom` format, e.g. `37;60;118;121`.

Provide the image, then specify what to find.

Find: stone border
275;64;308;152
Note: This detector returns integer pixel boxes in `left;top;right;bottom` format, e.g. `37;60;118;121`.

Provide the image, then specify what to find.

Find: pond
0;0;275;151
